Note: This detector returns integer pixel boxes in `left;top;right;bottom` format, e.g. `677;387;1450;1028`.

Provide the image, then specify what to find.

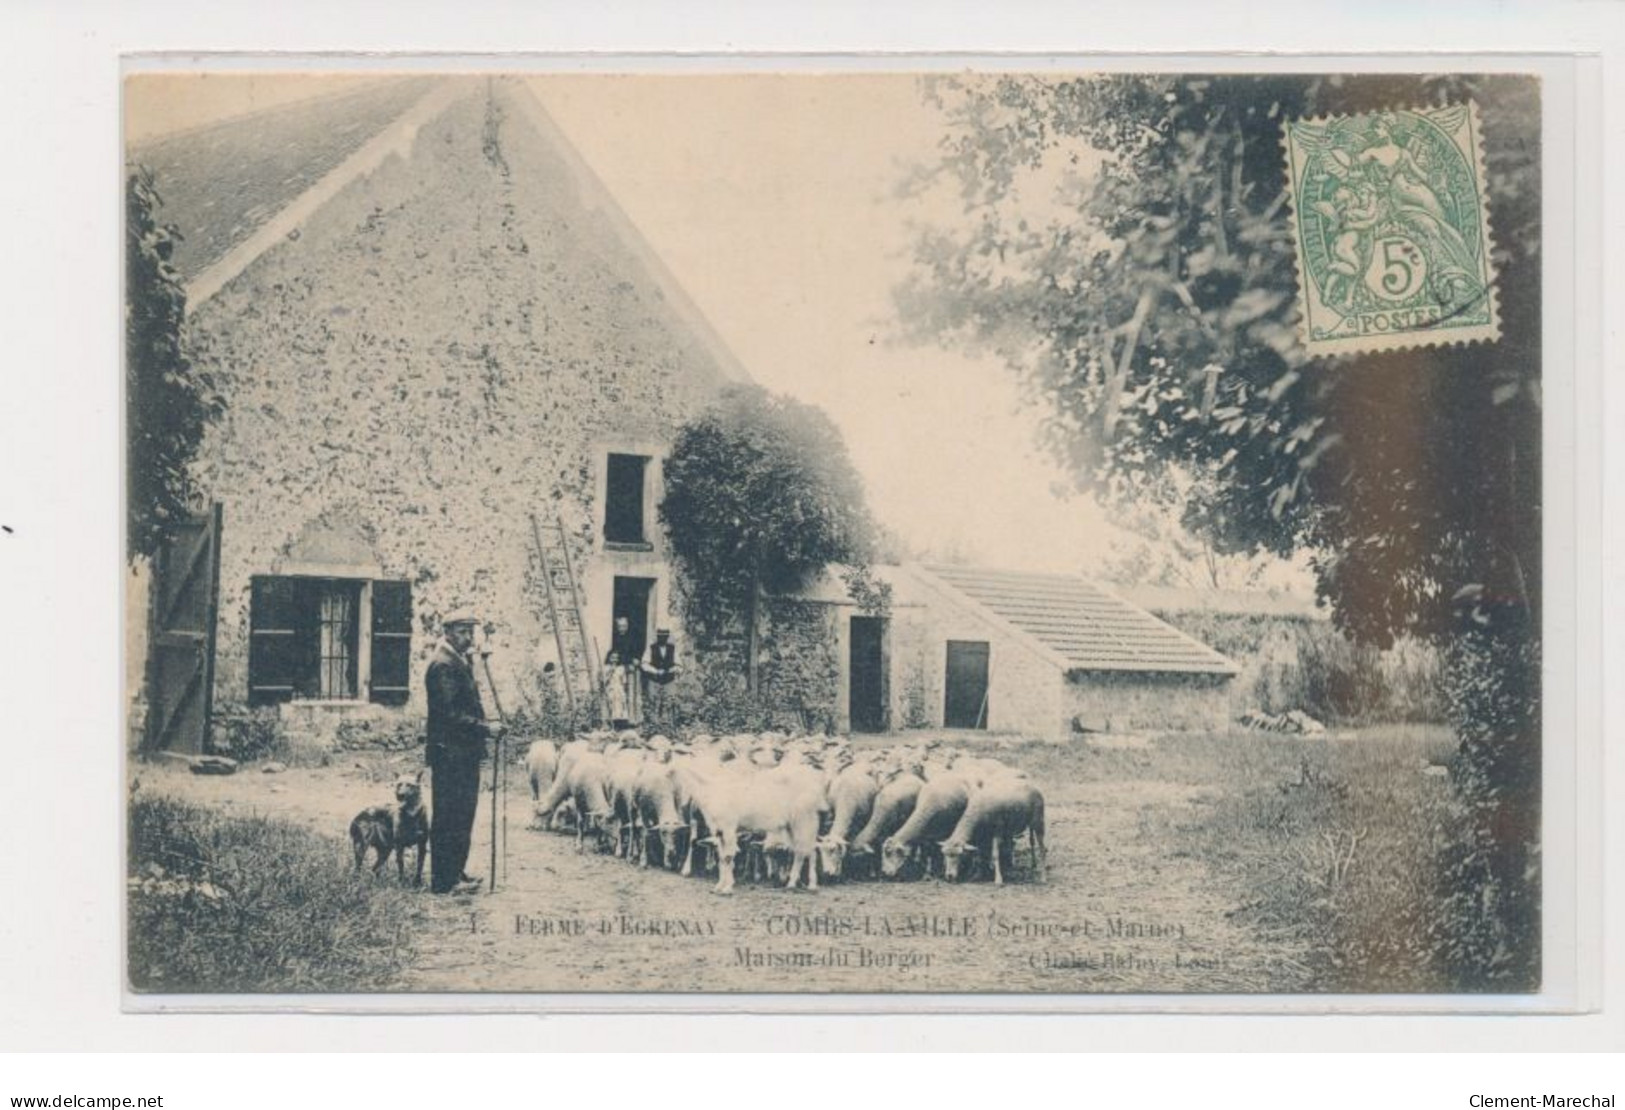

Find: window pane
317;581;361;699
604;453;648;543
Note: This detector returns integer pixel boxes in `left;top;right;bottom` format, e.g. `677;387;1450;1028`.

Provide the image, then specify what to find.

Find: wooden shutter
248;576;301;706
369;580;412;706
142;504;223;753
291;578;324;698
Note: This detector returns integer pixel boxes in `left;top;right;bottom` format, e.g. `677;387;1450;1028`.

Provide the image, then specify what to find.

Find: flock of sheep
524;730;1048;894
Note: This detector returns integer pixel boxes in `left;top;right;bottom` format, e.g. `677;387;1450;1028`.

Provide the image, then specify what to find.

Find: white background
0;0;1619;1089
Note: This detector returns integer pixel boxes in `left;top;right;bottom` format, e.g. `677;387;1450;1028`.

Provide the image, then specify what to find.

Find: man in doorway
640;627;682;726
607;615;642;724
608;615;640;664
425;607;503;895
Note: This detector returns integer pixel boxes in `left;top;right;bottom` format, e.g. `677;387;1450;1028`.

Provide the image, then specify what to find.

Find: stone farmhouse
128;75;1235;753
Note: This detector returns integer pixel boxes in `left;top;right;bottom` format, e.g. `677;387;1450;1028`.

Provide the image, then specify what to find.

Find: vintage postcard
123;68;1544;1000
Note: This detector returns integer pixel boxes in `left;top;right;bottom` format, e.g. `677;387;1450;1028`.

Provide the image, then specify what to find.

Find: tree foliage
127;167;223;562
1096;467;1301;591
659;385;879;685
898;73;1540;647
900;73;1542;988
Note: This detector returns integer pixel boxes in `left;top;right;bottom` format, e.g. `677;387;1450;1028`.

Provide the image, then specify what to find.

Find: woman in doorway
602;651;637;732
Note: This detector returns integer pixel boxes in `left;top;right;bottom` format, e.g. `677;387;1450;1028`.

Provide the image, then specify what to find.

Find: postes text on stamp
1284;102;1499;357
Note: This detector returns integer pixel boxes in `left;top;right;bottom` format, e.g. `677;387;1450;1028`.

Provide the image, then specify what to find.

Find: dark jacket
643;641;678;684
425;639;489;760
609;626;642;666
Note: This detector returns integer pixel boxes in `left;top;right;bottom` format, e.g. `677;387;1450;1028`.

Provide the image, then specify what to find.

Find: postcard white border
0;0;1617;1053
114;48;1591;1020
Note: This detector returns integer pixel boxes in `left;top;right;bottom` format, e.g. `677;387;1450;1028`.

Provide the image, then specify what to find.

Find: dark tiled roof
918;564;1238;676
127;77;438;281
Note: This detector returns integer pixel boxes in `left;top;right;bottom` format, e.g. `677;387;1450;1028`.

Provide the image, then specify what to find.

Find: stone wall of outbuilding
1063;670;1232;734
892;568;1063;737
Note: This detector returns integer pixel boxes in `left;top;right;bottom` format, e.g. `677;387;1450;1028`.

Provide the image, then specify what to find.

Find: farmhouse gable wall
169;78;740;720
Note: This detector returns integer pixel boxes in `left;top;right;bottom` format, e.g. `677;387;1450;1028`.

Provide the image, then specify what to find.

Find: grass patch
1175;725;1469;991
860;725;1486;991
128;795;426;993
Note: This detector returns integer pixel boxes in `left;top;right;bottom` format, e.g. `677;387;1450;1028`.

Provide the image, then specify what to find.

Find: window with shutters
249;576;412;706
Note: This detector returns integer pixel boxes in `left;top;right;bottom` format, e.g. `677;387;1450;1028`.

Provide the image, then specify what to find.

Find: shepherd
425;607;505;895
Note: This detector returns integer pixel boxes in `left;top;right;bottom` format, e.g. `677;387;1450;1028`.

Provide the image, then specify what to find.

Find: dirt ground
134;732;1317;995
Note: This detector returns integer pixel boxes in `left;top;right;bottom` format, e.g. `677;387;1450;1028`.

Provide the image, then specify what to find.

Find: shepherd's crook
479;643;509;895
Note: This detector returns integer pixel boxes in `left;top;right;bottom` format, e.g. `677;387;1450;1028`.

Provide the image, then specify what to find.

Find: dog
349;771;430;885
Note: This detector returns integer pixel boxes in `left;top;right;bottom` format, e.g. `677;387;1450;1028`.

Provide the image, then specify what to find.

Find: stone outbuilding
886;564;1238;737
772;564;1240;739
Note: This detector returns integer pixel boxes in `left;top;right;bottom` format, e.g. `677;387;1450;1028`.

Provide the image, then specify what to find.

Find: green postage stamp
1283;102;1500;356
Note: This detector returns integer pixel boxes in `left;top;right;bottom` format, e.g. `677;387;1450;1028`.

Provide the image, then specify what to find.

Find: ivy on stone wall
757;599;842;734
126;167;224;561
660;384;880;691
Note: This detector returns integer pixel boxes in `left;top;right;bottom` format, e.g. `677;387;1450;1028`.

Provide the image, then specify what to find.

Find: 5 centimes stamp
1284;102;1500;356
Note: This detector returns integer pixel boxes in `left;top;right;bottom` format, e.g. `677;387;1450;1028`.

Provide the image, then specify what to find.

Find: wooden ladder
529;514;600;729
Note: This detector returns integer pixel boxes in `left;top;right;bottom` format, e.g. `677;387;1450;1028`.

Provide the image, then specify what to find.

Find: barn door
944;640;989;730
142;503;223;754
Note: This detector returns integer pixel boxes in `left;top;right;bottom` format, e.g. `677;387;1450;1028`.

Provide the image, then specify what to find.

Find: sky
126;72;1129;573
529;74;1122;572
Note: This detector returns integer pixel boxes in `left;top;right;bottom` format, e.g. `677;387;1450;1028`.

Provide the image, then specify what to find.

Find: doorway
610;576;656;666
944;640;989;729
849;616;887;733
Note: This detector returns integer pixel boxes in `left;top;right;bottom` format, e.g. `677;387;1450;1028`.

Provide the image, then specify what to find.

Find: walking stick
589;633;606;730
478;643;509;895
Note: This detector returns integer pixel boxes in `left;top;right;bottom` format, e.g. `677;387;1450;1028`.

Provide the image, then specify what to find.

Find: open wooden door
944;639;990;730
142;503;223;754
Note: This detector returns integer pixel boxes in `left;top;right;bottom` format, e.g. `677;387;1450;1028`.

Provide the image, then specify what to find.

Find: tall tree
126;166;222;563
660;384;878;690
899;73;1540;986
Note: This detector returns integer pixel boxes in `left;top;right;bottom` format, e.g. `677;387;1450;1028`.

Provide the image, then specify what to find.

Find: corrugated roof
127;76;439;281
917;564;1238;676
